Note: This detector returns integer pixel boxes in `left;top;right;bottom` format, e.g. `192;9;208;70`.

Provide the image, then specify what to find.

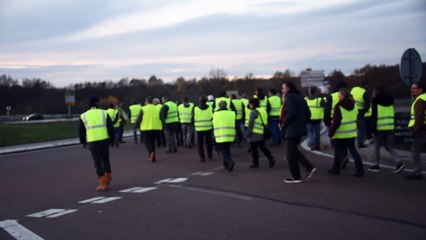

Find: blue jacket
281;92;311;138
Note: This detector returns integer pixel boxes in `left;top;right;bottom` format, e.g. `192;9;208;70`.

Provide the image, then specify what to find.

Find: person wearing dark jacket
281;82;316;183
79;96;115;191
328;88;365;177
368;87;404;174
193;96;213;162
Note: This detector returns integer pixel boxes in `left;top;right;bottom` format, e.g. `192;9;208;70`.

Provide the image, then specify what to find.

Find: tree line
1;64;425;115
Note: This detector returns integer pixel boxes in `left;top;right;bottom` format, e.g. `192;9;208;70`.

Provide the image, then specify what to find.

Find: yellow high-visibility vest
351;86;366;110
140;104;162;131
333;107;358;139
232;99;243;120
129;104;142;124
252;107;268;135
164;101;179;124
268;95;282;117
212;110;236;143
305;97;324;120
409;93;426;127
376;104;394;131
214;97;231;111
81;108;109;142
178;103;194;123
330;92;339;117
106;108;119;128
194;106;213;131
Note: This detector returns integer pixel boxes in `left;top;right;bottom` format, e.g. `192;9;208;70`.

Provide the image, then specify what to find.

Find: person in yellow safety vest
161;96;179;153
206;95;215;110
193;96;213;162
231;94;244;147
241;93;251;134
128;99;143;143
213;91;235;112
153;98;165;147
78;96;115;191
134;96;163;163
405;82;426;180
350;81;371;148
117;102;128;144
106;103;120;147
212;100;236;172
267;89;282;146
328;88;365;177
254;87;270;111
178;97;195;148
368;87;404;174
246;98;275;168
304;87;324;151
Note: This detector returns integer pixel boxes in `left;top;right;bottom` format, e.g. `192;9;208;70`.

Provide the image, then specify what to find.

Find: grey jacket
281;92;311;138
246;110;265;142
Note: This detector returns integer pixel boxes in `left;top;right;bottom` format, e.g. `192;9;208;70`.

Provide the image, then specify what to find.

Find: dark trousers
268;118;281;145
197;130;213;160
250;141;273;165
88;140;111;177
235;120;243;145
285;137;314;179
143;130;158;155
332;138;364;175
218;142;233;168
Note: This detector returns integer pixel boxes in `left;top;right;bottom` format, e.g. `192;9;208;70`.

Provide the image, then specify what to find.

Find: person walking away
405;82;426;180
117;102;128;144
178;97;195;148
78;96;115;191
193;96;213;162
328;88;365;177
246;98;275;168
213;101;236;171
368;87;404;173
268;89;282;146
129;99;143;143
281;82;317;183
153;98;165;147
161;96;179;153
305;87;324;151
106;103;120;147
350;81;371;148
231;94;244;147
135;96;162;162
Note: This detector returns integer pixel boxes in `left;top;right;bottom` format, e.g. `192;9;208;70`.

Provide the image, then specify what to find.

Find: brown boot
105;172;112;186
96;175;108;191
149;152;156;162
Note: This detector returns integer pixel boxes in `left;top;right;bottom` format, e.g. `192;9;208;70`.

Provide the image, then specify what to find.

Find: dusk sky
0;0;425;88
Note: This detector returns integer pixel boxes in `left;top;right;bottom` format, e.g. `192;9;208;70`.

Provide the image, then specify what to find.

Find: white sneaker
283;178;302;183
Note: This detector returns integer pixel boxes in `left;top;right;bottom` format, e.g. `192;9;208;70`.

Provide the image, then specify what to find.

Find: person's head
153;98;160;105
241;93;248;99
108;103;114;108
199;95;207;104
131;99;138;105
183;96;189;103
338;87;351;101
269;89;277;96
411;82;425;97
89;96;100;107
373;86;384;97
218;100;227;110
281;81;298;96
207;95;214;101
145;96;153;104
231;94;237;99
161;96;168;102
333;81;347;93
249;98;260;109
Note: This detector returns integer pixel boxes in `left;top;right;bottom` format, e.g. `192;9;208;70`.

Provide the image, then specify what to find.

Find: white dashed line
0;219;44;240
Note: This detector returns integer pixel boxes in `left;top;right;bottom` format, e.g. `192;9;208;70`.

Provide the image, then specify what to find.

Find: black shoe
208;156;212;160
353;173;365;178
405;174;423;180
269;158;275;168
200;158;205;162
340;158;349;169
393;162;405;174
228;162;235;172
358;144;367;149
283;178;302;183
368;165;381;172
305;168;317;181
328;169;339;175
249;164;259;168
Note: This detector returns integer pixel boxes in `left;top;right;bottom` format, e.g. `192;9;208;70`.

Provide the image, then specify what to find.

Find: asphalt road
1;140;425;240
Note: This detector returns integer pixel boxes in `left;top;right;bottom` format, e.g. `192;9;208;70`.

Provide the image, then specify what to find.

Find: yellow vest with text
212;110;236;143
164;101;179;124
178;103;194;123
140;104;162;131
80;108;109;142
194;106;213;131
409;93;426;127
305;97;324;120
377;105;394;131
333;107;358;139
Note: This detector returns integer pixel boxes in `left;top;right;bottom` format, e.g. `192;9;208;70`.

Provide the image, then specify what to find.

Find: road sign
400;48;422;86
64;91;75;106
300;69;325;87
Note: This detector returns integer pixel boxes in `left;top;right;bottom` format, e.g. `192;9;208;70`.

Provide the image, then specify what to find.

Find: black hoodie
328;97;355;138
371;93;394;133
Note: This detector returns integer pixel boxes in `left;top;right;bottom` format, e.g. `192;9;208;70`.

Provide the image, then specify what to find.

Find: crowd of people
78;81;426;191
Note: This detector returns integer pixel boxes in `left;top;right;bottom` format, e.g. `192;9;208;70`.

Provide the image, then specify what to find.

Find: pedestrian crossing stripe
27;209;77;218
154;177;188;184
192;171;214;176
79;196;122;204
120;187;157;193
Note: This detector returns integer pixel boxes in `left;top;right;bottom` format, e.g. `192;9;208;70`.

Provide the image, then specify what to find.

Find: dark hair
249;98;260;108
231;94;237;99
269;89;277;95
145;96;153;104
333;81;347;92
199;95;207;103
338;87;351;98
89;96;99;107
373;86;384;96
413;82;425;91
283;81;300;94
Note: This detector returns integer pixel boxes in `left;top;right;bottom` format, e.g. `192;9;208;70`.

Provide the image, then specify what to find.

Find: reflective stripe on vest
178;103;194;123
232;99;243;120
409;93;426;127
268;96;281;117
194;106;213;131
333;107;358;139
164;101;179;123
305;97;324;120
252;107;268;135
81;109;109;142
129;104;141;123
377;104;394;131
140;104;162;131
212;110;236;143
351;86;366;110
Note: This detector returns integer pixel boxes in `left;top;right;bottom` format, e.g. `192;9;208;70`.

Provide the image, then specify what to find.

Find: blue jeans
306;122;321;146
356;116;366;147
332;138;365;175
268;119;281;145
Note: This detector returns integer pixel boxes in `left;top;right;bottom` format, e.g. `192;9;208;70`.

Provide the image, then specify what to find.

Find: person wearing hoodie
281;82;317;183
368;87;404;174
328;88;365;177
193;96;213;162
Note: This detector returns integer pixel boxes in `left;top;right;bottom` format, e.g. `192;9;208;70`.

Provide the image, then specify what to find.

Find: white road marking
165;177;188;183
78;196;107;204
120;187;158;193
192;171;214;176
27;209;65;218
119;187;144;193
154;178;173;184
0;219;44;240
46;209;78;218
91;196;122;204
